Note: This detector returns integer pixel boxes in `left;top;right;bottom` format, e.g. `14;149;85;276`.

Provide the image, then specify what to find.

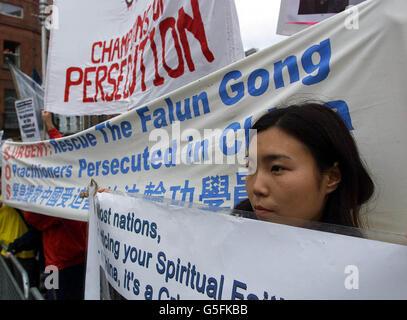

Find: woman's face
245;127;336;224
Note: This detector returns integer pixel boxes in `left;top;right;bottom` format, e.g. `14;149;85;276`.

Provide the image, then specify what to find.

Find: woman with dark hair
239;102;374;228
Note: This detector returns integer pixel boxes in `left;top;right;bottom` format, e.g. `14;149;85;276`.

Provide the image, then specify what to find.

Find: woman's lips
254;206;275;216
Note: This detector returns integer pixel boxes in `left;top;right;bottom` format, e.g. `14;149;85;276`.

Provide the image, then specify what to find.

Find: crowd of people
1;102;376;299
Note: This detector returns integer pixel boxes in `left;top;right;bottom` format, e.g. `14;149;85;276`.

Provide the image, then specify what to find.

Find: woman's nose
248;171;269;198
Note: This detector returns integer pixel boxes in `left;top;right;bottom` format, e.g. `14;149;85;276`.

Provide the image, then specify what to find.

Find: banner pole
39;0;48;87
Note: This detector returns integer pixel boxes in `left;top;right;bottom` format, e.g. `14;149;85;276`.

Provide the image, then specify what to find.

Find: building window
0;2;23;18
3;89;19;129
3;40;20;68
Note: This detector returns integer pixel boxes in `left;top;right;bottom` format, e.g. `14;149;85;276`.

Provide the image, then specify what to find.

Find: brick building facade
0;0;45;139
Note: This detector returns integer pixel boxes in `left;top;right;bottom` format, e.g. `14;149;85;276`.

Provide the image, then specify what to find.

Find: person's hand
42;109;55;130
6;243;17;257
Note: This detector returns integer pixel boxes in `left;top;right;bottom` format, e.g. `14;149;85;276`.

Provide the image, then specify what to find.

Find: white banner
14;98;41;142
2;0;407;234
85;192;407;300
45;0;244;115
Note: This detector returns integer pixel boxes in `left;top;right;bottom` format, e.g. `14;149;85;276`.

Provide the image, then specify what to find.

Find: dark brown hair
247;103;374;227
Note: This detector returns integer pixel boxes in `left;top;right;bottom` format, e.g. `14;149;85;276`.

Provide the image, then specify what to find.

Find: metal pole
39;0;48;87
38;0;48;139
0;243;30;299
30;287;45;300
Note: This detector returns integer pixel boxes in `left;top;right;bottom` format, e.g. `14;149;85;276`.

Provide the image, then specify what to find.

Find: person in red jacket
24;110;88;300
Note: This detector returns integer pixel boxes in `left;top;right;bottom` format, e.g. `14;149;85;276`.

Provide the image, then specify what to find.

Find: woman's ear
325;162;341;194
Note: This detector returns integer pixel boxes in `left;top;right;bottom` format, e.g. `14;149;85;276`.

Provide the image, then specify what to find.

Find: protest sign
85;192;407;300
10;63;83;136
14;98;41;142
45;0;244;115
277;0;366;36
9;64;44;134
2;0;407;234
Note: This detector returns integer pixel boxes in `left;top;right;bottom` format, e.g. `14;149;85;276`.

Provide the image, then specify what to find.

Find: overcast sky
234;0;288;51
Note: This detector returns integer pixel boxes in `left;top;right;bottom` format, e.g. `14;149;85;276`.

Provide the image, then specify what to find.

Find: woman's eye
271;165;284;173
